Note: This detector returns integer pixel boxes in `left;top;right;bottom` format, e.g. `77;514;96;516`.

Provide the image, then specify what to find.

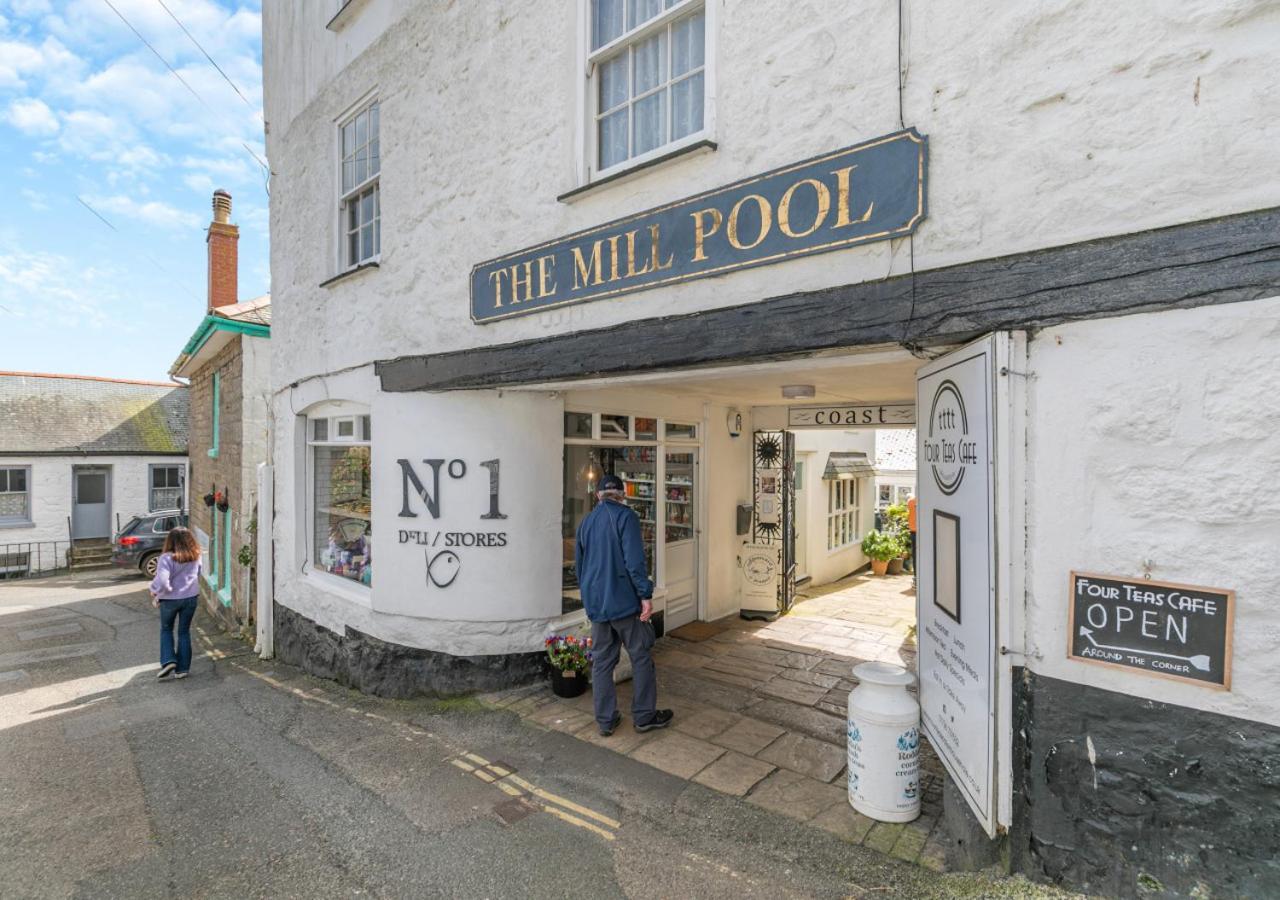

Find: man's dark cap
599;474;625;492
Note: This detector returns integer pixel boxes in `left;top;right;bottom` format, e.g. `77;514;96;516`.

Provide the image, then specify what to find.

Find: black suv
111;510;189;578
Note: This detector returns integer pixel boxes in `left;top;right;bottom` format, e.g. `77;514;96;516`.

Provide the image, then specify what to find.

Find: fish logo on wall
425;550;461;588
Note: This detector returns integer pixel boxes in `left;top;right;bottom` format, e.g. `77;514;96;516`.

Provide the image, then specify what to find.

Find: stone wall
188;337;251;629
1010;668;1280;898
272;602;546;699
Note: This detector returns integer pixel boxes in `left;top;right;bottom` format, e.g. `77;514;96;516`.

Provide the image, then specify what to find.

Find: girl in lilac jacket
148;527;202;680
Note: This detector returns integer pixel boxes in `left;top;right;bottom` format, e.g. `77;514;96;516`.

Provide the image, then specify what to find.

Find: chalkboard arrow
1078;627;1211;672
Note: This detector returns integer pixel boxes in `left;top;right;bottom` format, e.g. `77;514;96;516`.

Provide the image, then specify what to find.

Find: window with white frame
308;412;372;586
588;0;707;174
339;100;380;268
827;477;859;551
0;466;31;525
149;464;183;512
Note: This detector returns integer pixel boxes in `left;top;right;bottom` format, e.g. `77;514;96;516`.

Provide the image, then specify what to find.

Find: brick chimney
207;189;238;311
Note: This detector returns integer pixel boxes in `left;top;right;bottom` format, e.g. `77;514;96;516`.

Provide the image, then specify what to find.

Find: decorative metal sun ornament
755;521;780;539
755;434;782;468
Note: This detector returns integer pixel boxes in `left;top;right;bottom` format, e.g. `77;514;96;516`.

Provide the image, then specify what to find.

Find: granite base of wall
272;601;546;699
1010;667;1280;899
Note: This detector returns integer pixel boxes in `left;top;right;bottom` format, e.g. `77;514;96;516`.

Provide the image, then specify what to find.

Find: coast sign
471;129;927;323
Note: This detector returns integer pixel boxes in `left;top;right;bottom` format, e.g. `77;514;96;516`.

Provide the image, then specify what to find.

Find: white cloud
83;193;201;230
0;35;80;89
6;96;58;135
183;172;213;195
0;245;114;329
19;187;48;211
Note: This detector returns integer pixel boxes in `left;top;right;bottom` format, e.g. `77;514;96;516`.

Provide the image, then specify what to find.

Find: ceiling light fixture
781;384;816;400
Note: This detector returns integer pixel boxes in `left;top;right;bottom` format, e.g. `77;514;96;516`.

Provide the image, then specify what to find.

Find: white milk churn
846;661;920;822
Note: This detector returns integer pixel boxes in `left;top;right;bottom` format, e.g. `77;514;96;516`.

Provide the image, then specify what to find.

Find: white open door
915;333;1019;838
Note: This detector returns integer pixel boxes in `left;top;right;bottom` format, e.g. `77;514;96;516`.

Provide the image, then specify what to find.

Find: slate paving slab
672;704;740;741
692;751;776;797
628;731;726;780
756;731;846;783
711;717;786;756
745;769;846;821
757;677;829;706
810;802;877;843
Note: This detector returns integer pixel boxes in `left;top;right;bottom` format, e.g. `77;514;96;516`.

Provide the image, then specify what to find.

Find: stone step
69;560;113;571
70;550;113;562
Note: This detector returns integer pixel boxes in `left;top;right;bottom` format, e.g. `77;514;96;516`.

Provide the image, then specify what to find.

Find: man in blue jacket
575;474;673;736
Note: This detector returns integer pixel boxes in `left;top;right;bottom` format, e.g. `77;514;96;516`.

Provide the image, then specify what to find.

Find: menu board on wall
1068;572;1234;689
915;335;998;838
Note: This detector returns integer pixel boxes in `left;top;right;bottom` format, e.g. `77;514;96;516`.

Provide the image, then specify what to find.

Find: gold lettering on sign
607;234;623;282
487;268;509;308
778;177;832;239
536;254;557;298
727;194;772;251
624;229;652;278
509;260;535;304
831;165;874;228
648;223;674;271
690;208;723;262
572;241;604;289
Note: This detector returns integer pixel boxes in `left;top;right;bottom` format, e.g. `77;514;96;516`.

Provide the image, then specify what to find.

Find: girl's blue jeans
159;596;199;673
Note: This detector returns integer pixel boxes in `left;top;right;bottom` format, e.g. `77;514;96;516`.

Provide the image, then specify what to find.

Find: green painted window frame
208;371;221;458
203;508;219;587
217;506;233;607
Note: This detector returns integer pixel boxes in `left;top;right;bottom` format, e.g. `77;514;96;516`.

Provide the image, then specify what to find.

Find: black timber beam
376;206;1280;392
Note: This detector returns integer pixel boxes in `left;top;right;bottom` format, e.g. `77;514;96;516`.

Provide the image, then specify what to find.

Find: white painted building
263;2;1280;894
0;372;189;573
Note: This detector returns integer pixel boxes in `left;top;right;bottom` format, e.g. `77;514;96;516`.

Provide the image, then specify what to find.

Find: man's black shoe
634;709;674;732
599;712;622;737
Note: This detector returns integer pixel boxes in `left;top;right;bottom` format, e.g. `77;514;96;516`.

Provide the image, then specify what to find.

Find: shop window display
310;413;372;586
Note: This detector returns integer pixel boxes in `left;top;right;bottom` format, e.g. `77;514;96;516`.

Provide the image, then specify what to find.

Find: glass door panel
664;450;695;544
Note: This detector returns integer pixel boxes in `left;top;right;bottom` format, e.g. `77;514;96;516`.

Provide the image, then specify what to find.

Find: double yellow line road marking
450;752;620;841
198;627;621;843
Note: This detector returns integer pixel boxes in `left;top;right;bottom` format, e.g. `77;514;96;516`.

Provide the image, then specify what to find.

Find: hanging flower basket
215;490;230;512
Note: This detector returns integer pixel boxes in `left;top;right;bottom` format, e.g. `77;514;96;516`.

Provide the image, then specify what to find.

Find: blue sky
0;0;265;382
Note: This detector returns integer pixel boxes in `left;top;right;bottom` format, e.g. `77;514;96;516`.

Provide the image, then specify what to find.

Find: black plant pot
203;494;216;508
550;667;588;698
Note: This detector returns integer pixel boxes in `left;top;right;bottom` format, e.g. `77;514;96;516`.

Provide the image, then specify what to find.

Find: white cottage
0;372;188;574
262;2;1280;895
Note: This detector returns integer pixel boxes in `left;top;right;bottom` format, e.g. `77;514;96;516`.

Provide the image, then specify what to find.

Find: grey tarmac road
0;572;1079;900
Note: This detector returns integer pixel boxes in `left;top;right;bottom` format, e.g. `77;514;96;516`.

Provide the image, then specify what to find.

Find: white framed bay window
307;409;372;587
581;0;713;181
338;98;380;269
827;477;859;552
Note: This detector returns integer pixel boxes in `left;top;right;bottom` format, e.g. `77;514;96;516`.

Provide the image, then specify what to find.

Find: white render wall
0;455;188;546
264;0;1280;388
1023;296;1280;727
794;430;878;586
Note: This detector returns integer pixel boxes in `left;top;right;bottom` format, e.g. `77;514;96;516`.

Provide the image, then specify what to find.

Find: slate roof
214;293;270;326
0;372;189;455
822;451;875;479
875;428;917;472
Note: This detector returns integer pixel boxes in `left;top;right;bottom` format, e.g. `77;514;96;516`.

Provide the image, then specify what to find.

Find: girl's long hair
164;526;201;563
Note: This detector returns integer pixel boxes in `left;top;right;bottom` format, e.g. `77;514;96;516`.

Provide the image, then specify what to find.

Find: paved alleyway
492;573;949;867
0;572;1075;900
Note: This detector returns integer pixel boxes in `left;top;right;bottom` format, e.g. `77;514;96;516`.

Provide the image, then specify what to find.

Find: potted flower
545;633;593;698
861;529;902;576
882;504;911;575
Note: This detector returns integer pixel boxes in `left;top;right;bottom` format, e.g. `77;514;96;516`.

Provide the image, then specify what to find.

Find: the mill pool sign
471;129;927;322
1068;572;1235;689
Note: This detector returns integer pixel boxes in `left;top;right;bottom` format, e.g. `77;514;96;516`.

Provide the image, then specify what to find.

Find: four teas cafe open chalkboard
1068;572;1235;689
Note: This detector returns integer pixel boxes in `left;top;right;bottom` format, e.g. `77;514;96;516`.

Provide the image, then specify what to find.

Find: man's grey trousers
591;615;657;729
